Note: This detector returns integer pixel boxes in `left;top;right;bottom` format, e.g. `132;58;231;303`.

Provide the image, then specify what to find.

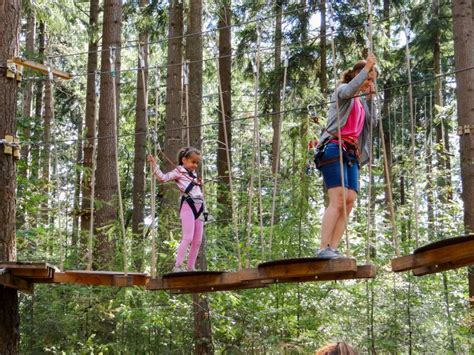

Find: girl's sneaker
316;247;339;259
172;265;186;272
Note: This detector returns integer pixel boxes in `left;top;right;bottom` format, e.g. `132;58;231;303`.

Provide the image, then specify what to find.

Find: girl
147;147;205;272
315;53;377;259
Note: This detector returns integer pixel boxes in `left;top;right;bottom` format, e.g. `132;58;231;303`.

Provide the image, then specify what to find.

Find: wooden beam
412;256;474;276
12;57;72;80
169;280;268;294
0;274;33;293
254;258;357;280
54;271;148;286
270;265;376;283
391;238;474;273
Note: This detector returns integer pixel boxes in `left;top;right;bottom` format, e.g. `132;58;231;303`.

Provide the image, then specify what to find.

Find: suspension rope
245;25;264;266
109;46;129;275
183;60;190;146
365;1;375;263
328;3;350;257
86;70;99;270
403;14;420;248
269;44;289;258
213;44;242;270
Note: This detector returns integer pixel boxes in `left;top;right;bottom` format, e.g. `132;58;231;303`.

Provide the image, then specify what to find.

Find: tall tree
164;0;183;177
216;0;232;222
185;1;213;352
132;0;149;271
319;0;327;93
452;0;474;301
0;0;21;352
80;0;100;254
94;0;122;268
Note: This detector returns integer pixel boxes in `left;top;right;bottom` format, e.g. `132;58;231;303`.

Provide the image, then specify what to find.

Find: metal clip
139;44;146;69
283;44;289;68
94;70;100;97
251;58;258;74
109;46;116;77
307;104;319;124
183;61;189;86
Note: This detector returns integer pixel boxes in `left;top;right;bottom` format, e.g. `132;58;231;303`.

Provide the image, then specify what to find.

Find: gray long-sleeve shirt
317;68;376;166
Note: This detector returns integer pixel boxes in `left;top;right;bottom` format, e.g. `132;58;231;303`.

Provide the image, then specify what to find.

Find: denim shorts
317;142;360;193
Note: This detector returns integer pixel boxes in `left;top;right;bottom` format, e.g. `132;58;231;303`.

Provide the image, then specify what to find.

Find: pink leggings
175;202;204;269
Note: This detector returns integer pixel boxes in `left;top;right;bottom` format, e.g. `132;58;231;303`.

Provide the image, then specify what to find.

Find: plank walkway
0;258;375;294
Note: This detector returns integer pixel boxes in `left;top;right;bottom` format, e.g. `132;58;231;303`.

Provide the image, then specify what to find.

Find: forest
0;0;474;353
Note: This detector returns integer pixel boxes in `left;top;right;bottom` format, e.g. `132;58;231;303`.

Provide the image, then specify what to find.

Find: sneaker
331;249;345;259
316;247;339;259
172;265;186;273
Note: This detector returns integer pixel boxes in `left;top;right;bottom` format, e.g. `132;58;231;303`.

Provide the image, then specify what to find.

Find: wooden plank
255;258;357;280
0;274;34;293
412;256;474;276
0;261;49;269
391;238;474;272
8;268;51;279
12;57;72;80
272;265;376;283
169;280;268;294
54;271;147;286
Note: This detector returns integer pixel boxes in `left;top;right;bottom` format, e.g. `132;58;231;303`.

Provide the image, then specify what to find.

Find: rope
109;46;129;275
213;45;242;270
86;71;99;271
183;61;190;146
403;14;420;248
365;0;375;263
269;44;289;257
245;26;264;266
328;3;350;257
150;69;160;279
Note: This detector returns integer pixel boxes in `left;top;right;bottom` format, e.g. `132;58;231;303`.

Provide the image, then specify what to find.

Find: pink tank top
331;98;365;144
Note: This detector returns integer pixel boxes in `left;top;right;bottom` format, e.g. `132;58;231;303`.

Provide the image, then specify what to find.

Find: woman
315;53;377;259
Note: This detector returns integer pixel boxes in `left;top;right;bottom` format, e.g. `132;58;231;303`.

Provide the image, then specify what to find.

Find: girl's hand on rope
364;53;377;73
147;154;157;169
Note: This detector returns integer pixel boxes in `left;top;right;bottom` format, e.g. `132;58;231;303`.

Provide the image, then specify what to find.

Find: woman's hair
340;60;367;83
315;342;358;355
177;146;201;165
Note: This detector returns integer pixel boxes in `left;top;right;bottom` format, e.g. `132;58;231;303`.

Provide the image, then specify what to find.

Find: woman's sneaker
316;247;339;259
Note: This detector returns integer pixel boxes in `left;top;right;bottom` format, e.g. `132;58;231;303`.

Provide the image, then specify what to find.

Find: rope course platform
391;234;474;276
0;259;376;294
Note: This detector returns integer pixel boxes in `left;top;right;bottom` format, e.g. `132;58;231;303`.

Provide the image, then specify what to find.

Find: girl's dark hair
315;342;358;355
340;60;367;83
177;146;201;165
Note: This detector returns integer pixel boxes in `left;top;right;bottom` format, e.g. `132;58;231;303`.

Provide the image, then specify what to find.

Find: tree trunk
163;0;183;190
132;0;149;271
94;0;122;269
185;2;213;353
80;0;100;253
216;0;232;223
452;0;474;302
0;1;21;353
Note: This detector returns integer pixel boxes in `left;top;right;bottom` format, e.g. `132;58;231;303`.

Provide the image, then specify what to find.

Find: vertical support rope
183;60;190;146
214;42;242;269
87;70;99;270
150;66;160;279
367;0;399;256
328;4;350;257
245;26;264;264
269;44;289;258
109;46;128;275
403;14;420;248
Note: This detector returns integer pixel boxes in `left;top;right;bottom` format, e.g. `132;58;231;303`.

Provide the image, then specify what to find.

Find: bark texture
132;0;149;271
94;0;122;269
0;0;21;352
452;0;474;301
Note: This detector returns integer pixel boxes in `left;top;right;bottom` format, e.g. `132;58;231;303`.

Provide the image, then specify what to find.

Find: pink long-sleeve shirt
153;165;204;201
